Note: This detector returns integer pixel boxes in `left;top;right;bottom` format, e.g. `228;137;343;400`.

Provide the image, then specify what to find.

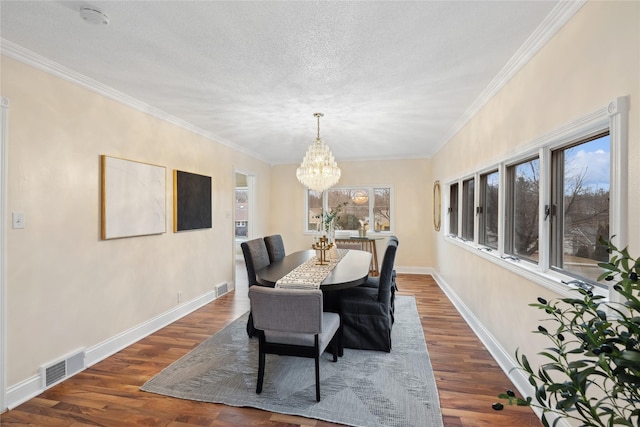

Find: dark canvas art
174;170;212;231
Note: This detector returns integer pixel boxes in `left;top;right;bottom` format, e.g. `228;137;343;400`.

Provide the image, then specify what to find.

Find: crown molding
0;39;266;163
436;0;587;153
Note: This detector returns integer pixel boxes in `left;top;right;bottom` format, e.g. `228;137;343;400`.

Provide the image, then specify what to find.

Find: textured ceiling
1;1;575;164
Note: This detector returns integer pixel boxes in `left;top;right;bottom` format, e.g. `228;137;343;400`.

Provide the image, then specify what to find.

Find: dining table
255;249;372;291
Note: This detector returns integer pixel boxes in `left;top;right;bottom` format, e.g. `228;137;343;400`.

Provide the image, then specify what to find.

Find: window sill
444;235;609;300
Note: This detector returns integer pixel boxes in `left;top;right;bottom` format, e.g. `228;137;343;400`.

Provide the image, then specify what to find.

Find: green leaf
521;353;532;372
567;360;589;369
618;350;640;363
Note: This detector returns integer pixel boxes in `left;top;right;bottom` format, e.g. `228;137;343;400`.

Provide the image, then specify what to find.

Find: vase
327;220;336;245
358;227;366;238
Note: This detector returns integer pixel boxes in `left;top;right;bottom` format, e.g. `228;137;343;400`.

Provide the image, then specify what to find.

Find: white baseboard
5;268;568;426
394;265;433;275
5;290;216;410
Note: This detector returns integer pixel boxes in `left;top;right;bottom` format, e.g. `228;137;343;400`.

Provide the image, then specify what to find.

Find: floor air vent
41;349;85;388
215;282;229;297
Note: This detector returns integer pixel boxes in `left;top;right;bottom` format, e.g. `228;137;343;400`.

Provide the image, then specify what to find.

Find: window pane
449;183;459;236
307;190;323;230
327;188;369;231
510;159;540;262
306;186;393;233
553;134;610;282
480;171;499;248
462;178;475;240
373;187;391;231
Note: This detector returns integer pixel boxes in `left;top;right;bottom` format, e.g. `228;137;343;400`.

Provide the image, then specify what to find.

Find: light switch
12;212;25;229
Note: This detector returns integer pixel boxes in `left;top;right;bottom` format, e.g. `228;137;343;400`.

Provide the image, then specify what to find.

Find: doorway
1;97;9;412
234;171;255;294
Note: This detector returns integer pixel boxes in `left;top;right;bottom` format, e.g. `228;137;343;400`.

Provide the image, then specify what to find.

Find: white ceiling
0;1;580;164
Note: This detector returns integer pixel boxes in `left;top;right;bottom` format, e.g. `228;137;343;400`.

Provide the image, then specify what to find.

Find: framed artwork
101;155;166;240
173;170;212;232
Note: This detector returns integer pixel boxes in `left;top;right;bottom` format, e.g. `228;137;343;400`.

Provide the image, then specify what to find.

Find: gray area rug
141;295;443;427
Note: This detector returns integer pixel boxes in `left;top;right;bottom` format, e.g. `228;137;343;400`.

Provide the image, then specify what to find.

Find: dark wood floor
1;274;541;426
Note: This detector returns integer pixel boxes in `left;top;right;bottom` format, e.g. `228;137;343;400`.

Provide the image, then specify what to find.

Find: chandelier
296;113;341;193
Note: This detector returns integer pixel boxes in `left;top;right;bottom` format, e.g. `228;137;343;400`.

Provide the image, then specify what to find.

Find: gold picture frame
433;180;441;231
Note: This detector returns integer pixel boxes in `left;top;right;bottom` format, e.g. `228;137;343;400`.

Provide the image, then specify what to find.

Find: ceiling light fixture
352;190;369;205
296;113;341;193
80;6;109;25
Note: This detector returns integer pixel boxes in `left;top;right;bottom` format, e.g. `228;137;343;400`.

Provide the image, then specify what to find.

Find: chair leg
338;319;344;357
315;353;320;402
256;341;265;394
247;312;256;337
314;336;321;401
331;335;338;362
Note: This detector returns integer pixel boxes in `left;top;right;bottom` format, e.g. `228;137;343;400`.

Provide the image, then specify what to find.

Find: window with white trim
549;132;610;284
461;178;474;241
305;186;393;233
444;97;628;292
479;170;499;249
505;157;540;263
448;183;459;236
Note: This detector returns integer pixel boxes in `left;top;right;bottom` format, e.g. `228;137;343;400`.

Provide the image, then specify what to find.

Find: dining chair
248;286;341;402
338;238;398;352
263;234;286;263
358;236;399;322
241;238;272;337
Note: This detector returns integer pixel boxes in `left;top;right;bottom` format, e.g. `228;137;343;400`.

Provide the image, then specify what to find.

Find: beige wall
1;56;271;386
2;0;638;409
431;0;639;366
269;158;434;270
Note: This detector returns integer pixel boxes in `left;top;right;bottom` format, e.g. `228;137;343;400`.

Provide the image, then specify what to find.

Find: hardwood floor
1;274;542;426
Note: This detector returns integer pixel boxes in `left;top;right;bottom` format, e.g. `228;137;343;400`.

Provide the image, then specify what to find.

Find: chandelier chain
314;112;323;140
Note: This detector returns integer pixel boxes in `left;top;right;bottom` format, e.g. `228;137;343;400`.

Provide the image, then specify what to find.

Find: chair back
377;239;398;306
241;238;270;286
264;234;286;263
249;286;323;335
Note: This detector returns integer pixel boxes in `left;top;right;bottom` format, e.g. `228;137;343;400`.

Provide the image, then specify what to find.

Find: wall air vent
215;282;229;297
40;349;86;388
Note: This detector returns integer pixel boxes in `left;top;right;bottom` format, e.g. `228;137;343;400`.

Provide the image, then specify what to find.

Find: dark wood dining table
255;249;372;291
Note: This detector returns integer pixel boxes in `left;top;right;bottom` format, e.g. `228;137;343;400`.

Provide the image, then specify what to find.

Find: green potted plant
317;202;348;232
494;238;640;426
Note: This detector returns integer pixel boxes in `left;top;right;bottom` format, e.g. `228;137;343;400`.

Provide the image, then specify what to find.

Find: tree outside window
306;186;392;232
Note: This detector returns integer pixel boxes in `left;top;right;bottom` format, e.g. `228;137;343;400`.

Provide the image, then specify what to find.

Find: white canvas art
101;155;166;239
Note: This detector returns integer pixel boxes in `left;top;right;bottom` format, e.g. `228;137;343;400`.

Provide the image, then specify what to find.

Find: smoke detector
80;6;109;25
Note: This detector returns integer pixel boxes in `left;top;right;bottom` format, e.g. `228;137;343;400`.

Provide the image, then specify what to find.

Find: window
444;97;627;293
479;171;499;248
448;183;459;236
505;157;540;262
461;178;475;241
550;133;610;283
305;186;392;232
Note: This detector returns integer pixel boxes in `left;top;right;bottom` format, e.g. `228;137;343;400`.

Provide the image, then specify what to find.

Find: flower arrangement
358;219;369;237
316;202;348;232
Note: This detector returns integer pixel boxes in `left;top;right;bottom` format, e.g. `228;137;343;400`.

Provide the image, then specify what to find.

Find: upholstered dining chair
263;234;285;263
358;236;399;322
339;238;398;352
241;238;272;337
248;286;341;402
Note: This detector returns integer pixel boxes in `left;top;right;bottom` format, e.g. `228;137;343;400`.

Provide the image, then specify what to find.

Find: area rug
141;295;443;427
